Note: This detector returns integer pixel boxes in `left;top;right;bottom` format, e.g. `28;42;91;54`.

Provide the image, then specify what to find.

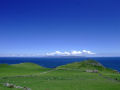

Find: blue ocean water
0;57;120;71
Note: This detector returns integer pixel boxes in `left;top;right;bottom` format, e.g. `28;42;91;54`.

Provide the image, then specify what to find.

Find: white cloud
46;51;71;56
82;50;96;54
71;51;82;55
0;50;96;57
46;50;96;56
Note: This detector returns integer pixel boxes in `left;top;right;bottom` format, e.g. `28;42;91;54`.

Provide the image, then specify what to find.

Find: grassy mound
0;63;50;77
56;60;114;72
12;63;44;69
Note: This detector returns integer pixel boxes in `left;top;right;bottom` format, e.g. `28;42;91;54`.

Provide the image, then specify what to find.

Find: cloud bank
46;50;96;56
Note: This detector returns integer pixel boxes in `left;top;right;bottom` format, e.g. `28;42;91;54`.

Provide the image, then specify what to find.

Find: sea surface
0;57;120;71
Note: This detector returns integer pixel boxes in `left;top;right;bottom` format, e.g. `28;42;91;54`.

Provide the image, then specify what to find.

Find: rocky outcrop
85;69;98;73
3;83;31;90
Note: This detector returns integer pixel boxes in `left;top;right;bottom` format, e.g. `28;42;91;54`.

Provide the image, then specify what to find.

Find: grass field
0;60;120;90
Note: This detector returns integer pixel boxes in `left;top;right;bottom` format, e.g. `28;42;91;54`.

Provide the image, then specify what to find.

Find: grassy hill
12;63;44;69
0;63;50;77
0;60;120;90
56;60;115;72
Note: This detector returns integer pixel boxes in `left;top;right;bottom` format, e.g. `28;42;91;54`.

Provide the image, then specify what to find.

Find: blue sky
0;0;120;57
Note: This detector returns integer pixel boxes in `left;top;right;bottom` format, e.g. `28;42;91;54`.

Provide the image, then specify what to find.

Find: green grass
0;63;50;77
0;60;120;90
56;60;114;73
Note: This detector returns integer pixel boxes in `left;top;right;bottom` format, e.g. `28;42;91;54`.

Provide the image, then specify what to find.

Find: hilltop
12;63;44;69
56;60;115;73
0;63;50;77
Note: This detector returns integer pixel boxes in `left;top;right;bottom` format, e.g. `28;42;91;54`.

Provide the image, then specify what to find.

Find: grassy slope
0;60;120;90
57;60;115;72
0;63;50;77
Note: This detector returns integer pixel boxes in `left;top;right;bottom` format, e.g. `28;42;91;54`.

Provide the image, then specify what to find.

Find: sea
0;57;120;71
